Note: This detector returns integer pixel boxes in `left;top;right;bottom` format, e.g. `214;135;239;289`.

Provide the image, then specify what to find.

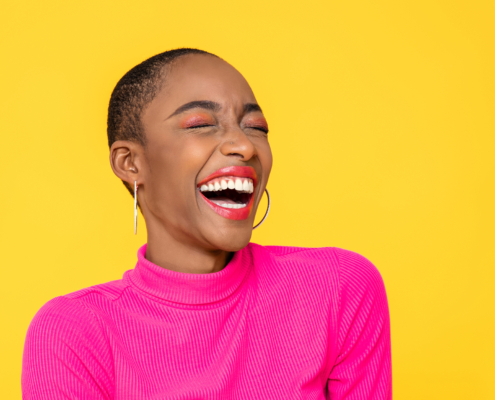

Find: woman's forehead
160;54;256;104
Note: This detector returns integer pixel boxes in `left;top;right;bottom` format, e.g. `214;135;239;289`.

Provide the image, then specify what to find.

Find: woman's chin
203;224;253;252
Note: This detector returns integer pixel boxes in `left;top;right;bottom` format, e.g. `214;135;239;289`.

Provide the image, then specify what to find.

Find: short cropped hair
107;48;217;196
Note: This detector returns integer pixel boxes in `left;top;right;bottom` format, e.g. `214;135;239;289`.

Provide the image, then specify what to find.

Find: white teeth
200;177;254;193
210;201;247;209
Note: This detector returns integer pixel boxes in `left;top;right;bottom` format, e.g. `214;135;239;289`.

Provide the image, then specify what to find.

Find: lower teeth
212;202;246;209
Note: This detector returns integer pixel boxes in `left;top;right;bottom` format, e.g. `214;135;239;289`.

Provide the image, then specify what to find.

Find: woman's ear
109;140;145;185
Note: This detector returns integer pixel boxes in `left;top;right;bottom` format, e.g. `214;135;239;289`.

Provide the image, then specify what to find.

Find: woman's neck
145;224;233;274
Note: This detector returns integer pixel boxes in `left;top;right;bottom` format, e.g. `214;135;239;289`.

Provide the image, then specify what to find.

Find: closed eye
187;124;214;129
179;112;216;129
247;126;269;134
243;115;268;134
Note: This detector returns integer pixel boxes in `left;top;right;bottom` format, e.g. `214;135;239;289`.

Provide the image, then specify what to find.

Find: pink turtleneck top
22;244;392;399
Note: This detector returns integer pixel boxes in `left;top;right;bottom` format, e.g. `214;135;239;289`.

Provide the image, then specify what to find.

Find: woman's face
134;54;272;252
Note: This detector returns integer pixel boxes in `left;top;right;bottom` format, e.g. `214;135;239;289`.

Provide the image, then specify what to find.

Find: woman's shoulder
22;283;121;395
28;278;130;335
247;243;385;291
248;242;339;259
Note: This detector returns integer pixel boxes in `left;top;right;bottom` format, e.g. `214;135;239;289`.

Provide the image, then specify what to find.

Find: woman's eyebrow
166;100;221;120
244;103;263;114
166;101;263;120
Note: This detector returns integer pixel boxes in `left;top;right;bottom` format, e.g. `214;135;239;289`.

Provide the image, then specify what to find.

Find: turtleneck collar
126;244;253;305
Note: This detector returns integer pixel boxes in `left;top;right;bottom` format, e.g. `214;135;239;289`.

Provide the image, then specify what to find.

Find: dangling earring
253;189;271;230
134;181;138;235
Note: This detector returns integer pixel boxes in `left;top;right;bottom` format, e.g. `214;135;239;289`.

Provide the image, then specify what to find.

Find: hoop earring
134;181;138;235
253;189;270;230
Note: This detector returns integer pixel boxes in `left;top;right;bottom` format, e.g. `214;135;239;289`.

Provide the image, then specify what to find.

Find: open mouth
200;177;254;209
197;166;257;220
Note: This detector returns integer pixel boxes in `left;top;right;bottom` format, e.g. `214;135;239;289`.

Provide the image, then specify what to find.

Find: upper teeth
200;177;254;193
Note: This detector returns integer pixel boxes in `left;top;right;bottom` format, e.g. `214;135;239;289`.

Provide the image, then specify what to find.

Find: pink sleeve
22;296;114;399
328;248;392;399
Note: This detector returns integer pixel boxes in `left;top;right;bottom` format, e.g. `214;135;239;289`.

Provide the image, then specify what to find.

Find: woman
22;48;392;399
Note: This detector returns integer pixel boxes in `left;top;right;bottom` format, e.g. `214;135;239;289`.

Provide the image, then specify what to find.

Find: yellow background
1;0;494;398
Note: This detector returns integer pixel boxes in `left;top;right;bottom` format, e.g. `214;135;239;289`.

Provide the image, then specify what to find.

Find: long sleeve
327;248;392;399
22;296;114;399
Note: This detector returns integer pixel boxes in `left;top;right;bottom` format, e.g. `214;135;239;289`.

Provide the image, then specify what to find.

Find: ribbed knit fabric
22;244;392;399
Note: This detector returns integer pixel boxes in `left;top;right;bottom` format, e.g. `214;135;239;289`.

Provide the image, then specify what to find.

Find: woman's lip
197;166;258;187
199;191;255;220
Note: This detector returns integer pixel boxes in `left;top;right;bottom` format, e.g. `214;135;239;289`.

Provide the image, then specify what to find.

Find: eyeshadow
179;113;215;129
244;116;268;132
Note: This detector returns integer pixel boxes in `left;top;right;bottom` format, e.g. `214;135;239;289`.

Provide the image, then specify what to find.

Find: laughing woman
22;49;392;399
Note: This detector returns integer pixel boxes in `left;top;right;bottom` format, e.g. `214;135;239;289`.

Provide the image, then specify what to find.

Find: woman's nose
219;129;257;161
